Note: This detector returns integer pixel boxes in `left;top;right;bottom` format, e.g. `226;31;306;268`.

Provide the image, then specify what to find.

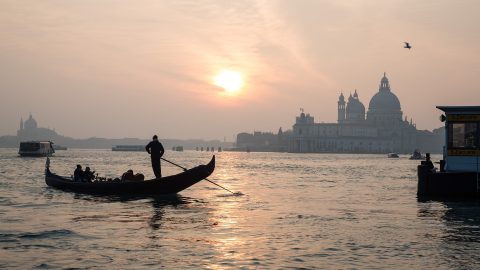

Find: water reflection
67;193;195;231
71;193;186;203
418;199;480;268
148;195;192;230
440;200;480;242
419;199;480;240
206;194;250;268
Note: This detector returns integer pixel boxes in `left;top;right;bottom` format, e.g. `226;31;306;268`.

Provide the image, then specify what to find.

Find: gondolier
145;135;165;178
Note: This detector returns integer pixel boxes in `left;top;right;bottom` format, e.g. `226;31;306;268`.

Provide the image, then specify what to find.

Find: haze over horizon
1;0;479;140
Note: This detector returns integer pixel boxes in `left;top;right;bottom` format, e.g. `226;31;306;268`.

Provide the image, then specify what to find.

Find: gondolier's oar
161;157;242;195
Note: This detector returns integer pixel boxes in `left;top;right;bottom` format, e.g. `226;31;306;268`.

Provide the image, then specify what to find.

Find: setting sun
214;70;244;93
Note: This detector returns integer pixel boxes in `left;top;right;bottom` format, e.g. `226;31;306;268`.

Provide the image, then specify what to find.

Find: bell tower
338;93;346;123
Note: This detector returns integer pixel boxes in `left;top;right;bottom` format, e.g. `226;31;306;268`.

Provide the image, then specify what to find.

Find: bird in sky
404;42;412;49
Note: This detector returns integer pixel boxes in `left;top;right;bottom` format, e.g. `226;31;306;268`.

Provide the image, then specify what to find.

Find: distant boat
53;145;67;151
409;149;424;160
387;153;399;158
112;145;145;152
19;141;55;157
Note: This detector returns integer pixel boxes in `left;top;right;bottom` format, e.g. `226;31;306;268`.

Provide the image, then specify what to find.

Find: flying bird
404;42;412;49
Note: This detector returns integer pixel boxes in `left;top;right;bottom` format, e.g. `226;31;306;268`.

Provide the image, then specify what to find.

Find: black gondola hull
45;156;215;195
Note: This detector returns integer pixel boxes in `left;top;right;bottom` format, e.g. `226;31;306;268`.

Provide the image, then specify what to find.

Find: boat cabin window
448;122;478;149
20;142;40;151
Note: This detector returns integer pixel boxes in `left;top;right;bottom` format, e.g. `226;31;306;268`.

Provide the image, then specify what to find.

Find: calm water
1;149;480;269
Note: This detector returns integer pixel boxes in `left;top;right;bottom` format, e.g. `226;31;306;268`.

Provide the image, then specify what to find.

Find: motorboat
19;141;55;157
409;149;424;160
387;153;399;158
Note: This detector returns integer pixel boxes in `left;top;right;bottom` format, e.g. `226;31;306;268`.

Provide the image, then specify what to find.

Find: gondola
44;156;215;195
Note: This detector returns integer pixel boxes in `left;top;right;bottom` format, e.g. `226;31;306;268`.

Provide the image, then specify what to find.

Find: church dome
345;90;366;122
346;91;365;114
24;114;38;130
368;74;401;112
369;91;401;111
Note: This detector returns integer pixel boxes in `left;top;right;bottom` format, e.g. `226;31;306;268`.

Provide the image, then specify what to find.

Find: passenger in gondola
121;169;134;181
74;164;84;182
121;169;145;182
84;166;95;182
133;173;145;182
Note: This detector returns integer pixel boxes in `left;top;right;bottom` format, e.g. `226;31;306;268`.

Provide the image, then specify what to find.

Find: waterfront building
235;129;289;152
290;74;418;153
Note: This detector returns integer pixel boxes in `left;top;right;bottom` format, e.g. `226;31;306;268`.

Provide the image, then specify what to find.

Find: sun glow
214;70;244;94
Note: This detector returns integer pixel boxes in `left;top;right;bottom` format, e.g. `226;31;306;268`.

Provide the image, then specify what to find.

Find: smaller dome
346;98;365;114
338;93;345;102
346;91;365;116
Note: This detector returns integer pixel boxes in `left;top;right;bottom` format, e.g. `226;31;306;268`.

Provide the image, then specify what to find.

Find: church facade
290;74;418;153
17;114;59;141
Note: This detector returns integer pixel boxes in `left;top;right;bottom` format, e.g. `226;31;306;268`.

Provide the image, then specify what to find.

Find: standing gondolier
146;135;165;178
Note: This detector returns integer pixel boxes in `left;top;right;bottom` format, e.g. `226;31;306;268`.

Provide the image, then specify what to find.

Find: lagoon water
1;148;480;269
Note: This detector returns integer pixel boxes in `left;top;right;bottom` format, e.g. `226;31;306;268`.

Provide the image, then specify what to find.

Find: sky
1;0;479;140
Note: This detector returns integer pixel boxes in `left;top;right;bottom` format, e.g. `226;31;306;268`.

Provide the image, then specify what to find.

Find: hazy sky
1;0;479;140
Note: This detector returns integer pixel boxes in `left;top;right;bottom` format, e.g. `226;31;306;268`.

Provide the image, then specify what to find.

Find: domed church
367;73;403;124
17;114;59;141
291;74;417;153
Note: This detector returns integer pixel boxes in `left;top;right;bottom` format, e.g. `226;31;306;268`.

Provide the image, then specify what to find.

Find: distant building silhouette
17;114;59;141
5;114;235;150
290;74;419;153
235;129;290;152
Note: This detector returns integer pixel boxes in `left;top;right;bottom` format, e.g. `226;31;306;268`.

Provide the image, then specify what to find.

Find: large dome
368;91;401;111
368;74;401;111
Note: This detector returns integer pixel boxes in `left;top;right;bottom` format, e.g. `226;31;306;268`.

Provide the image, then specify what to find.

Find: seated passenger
74;165;84;182
133;173;145;182
121;169;135;181
84;166;96;182
121;169;145;182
